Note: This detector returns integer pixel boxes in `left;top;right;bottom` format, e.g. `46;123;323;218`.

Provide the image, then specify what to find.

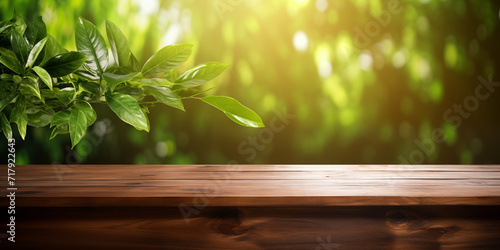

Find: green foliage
175;62;230;88
105;92;149;132
32;66;52;90
26;37;47;68
201;96;264;128
75;17;108;76
105;20;131;68
142;44;192;75
0;112;12;139
0;13;263;147
69;108;87;148
42;52;86;77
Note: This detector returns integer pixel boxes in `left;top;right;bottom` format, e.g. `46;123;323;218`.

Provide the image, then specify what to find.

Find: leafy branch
0;12;264;148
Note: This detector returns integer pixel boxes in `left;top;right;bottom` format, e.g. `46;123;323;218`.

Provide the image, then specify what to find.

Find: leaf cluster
0;12;264;147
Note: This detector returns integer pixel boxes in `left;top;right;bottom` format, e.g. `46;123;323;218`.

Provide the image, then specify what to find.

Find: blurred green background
1;0;500;164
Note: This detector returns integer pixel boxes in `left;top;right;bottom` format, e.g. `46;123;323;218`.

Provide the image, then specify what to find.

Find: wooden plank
2;165;498;247
7;183;500;197
1;164;500;206
5;206;500;249
9;170;500;181
10;179;500;187
8;196;500;207
5;164;500;174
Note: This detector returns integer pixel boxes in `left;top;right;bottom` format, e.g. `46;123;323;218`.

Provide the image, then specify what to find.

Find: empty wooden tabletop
2;164;500;207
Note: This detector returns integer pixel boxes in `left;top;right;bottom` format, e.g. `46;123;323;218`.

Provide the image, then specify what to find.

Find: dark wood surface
8;206;500;249
1;165;500;249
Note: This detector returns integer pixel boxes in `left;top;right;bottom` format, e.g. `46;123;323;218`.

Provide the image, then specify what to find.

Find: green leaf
43;52;86;77
44;100;63;109
106;92;149;131
69;108;87;148
0;74;12;82
19;77;42;100
0;112;12;139
0;73;13;81
137;78;173;87
16;113;28;140
25;105;42;114
79;81;101;95
76;17;108;76
129;53;140;71
27;108;55;127
51;110;70;127
11;30;29;66
0;94;15;113
26;36;47;68
41;88;57;99
73;69;100;80
50;125;69;139
175;88;203;98
113;85;144;98
105;20;131;67
0;55;23;74
201;96;264;128
56;87;76;106
9;95;26;123
0;47;17;59
74;101;96;127
103;72;140;91
10;11;27;35
164;68;178;82
10;95;28;140
175;62;229;88
42;35;68;64
144;85;184;111
175;87;214;98
13;75;22;83
0;20;13;34
141;44;192;75
32;66;52;90
59;75;72;83
25;16;47;46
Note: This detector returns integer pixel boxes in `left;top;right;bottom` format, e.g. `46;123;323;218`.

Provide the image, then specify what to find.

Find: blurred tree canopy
1;0;500;164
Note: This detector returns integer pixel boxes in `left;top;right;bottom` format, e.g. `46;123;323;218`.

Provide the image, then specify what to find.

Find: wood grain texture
1;165;500;249
2;206;499;249
1;164;500;206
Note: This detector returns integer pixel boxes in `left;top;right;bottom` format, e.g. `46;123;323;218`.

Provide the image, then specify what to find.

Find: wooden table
2;164;500;249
